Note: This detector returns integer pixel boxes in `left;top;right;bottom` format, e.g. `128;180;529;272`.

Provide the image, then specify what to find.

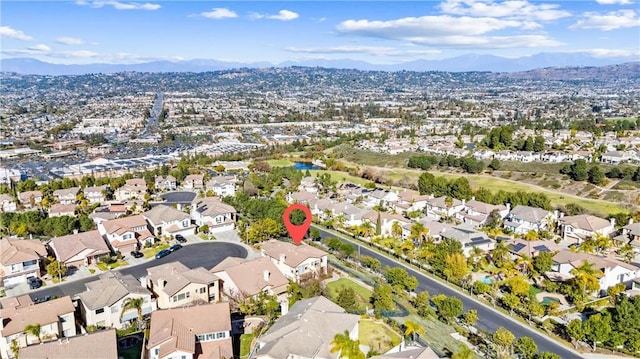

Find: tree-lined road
315;226;583;359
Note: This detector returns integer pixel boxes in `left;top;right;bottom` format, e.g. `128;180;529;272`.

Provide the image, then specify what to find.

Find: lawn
266;158;295;167
308;170;374;187
239;333;254;358
143;244;170;258
326;278;373;312
359;319;402;354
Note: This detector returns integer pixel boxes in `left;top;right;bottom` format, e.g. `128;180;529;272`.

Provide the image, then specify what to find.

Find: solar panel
533;245;550;252
511;243;526;252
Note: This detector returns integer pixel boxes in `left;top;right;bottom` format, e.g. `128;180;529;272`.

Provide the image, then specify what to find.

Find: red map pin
283;203;312;245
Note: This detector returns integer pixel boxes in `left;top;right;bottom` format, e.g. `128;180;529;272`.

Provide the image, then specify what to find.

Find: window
216;332;225;339
154;348;159;356
186;292;190;298
216;216;222;224
199;287;206;294
96;308;104;314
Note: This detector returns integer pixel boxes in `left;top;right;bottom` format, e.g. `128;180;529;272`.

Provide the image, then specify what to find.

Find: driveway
27;241;248;301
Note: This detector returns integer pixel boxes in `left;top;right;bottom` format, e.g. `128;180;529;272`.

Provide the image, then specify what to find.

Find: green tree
533;135;546;152
463;309;478;326
336;286;358;313
46;257;67;281
514;337;538;359
413;291;432;317
246;218;280;244
536;352;560;359
507;275;530;297
489;158;501;170
588;166;605;185
533;251;554;274
566;319;584;349
23;323;42;344
584;314;611;351
360;256;381;272
371;283;395;314
431;294;463;322
444;252;470;283
451;347;474;359
383;267;418;292
501;293;521;315
9;339;19;359
570;260;603;298
330;330;365;359
493;327;515;354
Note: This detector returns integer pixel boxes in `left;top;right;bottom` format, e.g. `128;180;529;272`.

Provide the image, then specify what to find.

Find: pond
293;162;322;170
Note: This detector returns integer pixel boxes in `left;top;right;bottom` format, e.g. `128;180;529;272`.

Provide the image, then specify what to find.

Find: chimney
73;229;78;234
629;218;634;225
506;203;511;212
280;300;289;315
471;196;475;201
157;278;165;289
279;254;285;264
610;218;616;227
263;270;270;282
462;199;466;206
559;212;565;219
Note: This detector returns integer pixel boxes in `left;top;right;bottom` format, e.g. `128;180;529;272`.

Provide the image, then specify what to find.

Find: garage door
4;274;26;286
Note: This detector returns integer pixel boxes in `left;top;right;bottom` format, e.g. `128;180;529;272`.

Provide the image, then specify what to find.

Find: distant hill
0;52;637;75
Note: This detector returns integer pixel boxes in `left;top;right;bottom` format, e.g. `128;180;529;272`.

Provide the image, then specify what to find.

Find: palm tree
570;260;603;298
23;324;41;344
120;297;145;329
403;320;425;344
618;243;635;263
487;227;503;240
330;330;364;359
516;254;534;277
523;230;539;242
491;241;512;268
409;222;429;245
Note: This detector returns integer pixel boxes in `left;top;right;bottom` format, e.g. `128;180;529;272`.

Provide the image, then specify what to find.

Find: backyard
326;277;373;312
359;319;402;354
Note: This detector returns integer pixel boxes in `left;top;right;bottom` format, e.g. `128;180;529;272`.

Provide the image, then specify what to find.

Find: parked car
28;277;42;289
169;244;182;252
175;234;187;243
130;250;144;258
155;249;171;259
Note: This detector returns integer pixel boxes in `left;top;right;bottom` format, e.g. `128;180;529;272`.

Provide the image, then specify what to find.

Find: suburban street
314;226;583;359
28;241;247;301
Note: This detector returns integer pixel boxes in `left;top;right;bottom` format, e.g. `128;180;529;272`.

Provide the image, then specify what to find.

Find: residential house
260;240;327;282
115;179;147;201
371;346;439;359
363;211;411;236
98;214;155;254
17;191;42;209
286;191;317;204
509;239;559;258
559;215;616;244
0;238;46;287
147;303;233;359
143;205;195;237
53;187;80;205
0;296;76;359
205;175;237;197
154;175;177;192
48;203;76;217
90;203;128;224
601;151;630;165
297;176;319;193
191;197;236;233
0;194;16;213
504;205;555;235
367;188;399;209
439;225;496;257
395;190;430;213
252;296;360;359
20;329;118;359
145;261;222;309
48;230;111;268
551;250;640;294
328;202;370;228
211;257;289;300
619;221;640;251
182;174;204;191
426;196;465;220
78;271;155;329
308;198;336;220
83;185;108;204
457;198;509;227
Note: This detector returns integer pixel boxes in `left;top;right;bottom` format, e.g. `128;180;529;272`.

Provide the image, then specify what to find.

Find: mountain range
0;52;637;75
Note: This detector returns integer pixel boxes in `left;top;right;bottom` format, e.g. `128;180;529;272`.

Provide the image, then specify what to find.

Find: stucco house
211;257;289;300
98;214;155;254
145;261;222;309
191;197;236;233
559;214;616;244
260;240;328;282
143;205;195;237
48;230;111;268
0;238;46;287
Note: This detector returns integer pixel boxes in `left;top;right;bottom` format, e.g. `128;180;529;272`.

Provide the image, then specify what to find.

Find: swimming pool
479;276;494;284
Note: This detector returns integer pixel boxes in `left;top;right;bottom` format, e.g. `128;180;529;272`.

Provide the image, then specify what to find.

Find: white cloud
27;44;51;52
285;45;441;57
439;0;571;21
68;50;99;58
596;0;633;4
570;9;640;30
56;36;86;45
0;26;33;41
200;8;237;19
76;0;161;10
251;9;299;21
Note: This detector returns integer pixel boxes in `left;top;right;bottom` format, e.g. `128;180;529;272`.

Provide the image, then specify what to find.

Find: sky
1;0;639;65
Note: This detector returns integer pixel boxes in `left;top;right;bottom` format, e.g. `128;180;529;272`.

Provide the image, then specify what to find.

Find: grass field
309;169;374;187
359;320;402;353
143;244;170;258
326;278;373;312
373;167;626;216
266;159;295;167
239;333;254;358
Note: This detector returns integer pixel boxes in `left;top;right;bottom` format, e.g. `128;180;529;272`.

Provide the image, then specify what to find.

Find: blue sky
1;0;639;64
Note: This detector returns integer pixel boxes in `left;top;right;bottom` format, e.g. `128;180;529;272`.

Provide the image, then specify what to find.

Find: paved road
29;241;247;301
315;226;583;359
